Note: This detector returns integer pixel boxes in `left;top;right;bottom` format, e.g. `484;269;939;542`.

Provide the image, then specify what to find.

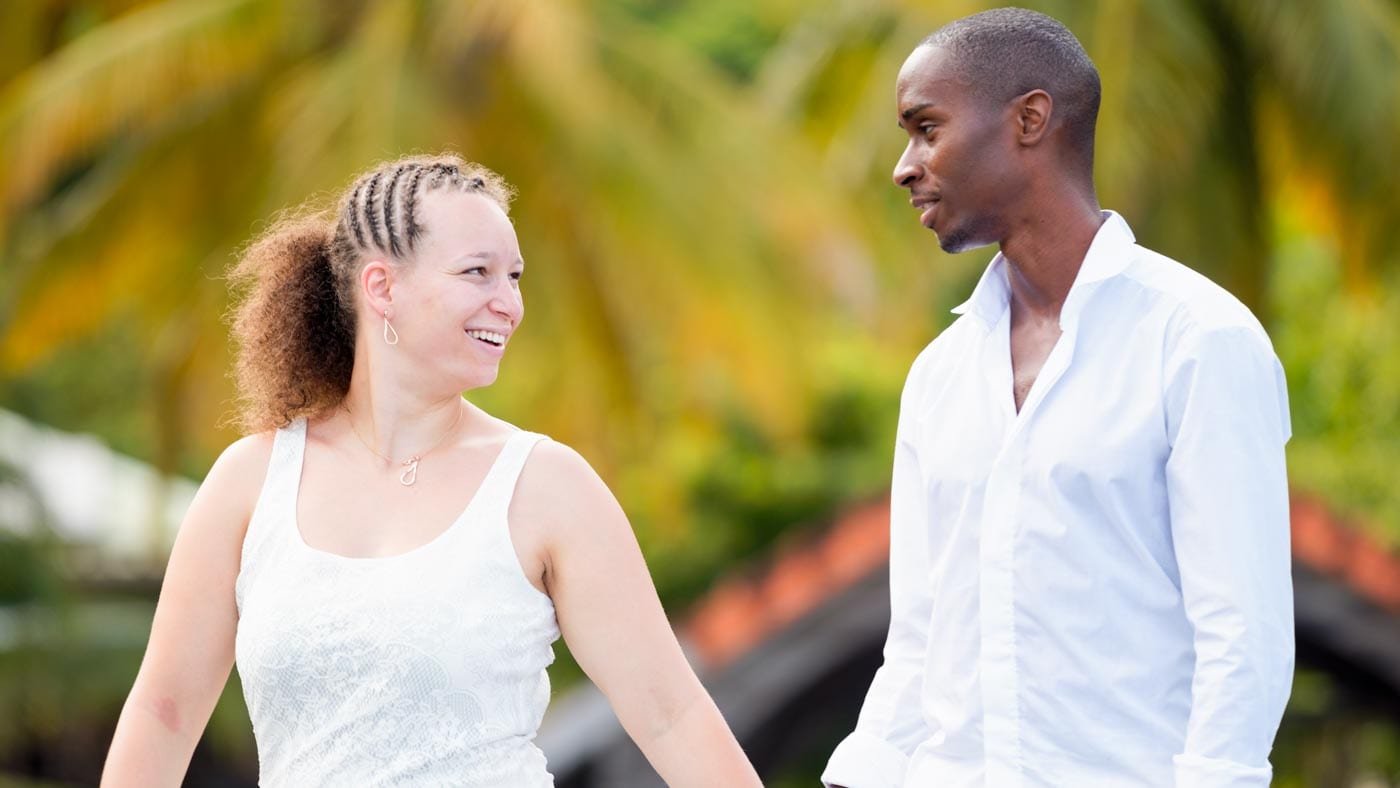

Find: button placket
977;316;1080;785
979;441;1025;786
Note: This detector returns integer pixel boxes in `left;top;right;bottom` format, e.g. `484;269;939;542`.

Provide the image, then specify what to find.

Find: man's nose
892;143;921;188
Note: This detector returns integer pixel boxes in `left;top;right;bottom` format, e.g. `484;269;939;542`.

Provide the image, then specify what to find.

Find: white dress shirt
823;212;1293;788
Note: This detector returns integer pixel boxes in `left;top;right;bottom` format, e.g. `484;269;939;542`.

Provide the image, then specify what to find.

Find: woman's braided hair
227;153;514;432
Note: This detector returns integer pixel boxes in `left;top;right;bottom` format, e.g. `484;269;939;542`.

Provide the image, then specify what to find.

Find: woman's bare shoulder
512;438;623;536
197;430;278;525
519;438;599;492
216;429;276;477
160;428;280;581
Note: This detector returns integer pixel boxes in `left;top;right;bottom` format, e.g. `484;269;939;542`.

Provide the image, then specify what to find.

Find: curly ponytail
226;153;514;433
227;215;353;432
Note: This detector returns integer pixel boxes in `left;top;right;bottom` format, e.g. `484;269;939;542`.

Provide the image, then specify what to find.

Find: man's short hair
922;7;1101;168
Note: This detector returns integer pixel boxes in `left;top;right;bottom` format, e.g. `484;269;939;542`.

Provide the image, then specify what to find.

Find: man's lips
911;195;940;227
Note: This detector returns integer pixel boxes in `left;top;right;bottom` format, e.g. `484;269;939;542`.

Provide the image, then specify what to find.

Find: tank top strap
237;418;307;609
266;417;308;513
252;417;306;530
472;430;546;516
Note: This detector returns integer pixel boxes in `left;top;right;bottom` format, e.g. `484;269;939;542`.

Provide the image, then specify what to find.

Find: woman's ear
361;259;395;318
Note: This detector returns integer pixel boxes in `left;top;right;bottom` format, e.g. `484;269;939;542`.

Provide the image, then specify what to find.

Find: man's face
893;44;1018;253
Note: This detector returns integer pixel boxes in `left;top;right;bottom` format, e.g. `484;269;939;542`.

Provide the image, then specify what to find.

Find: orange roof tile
683;492;1400;671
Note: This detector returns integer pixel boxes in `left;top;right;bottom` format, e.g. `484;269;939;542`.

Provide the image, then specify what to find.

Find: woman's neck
339;376;466;463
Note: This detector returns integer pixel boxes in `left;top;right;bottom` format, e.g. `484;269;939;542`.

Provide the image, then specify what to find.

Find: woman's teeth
467;329;505;346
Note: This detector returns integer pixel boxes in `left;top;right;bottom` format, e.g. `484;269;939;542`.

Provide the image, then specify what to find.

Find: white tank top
234;418;560;786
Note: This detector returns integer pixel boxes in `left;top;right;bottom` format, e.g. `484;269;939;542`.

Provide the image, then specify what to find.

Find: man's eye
920;124;938;137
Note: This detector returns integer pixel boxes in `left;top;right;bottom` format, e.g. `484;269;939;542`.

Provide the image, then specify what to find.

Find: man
823;8;1293;788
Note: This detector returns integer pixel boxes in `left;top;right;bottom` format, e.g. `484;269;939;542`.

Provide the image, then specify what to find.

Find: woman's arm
512;442;761;788
101;433;270;787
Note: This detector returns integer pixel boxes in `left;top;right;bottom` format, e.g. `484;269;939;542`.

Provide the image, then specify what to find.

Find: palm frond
0;0;293;220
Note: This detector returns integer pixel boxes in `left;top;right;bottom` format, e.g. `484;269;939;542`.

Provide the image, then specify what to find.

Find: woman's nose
490;281;522;319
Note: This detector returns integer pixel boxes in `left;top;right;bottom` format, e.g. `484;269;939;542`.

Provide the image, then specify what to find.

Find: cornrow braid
431;162;459;191
346;179;369;249
400;163;459;243
228;153;513;433
402;164;429;248
338;153;514;262
363;170;385;250
382;163;410;256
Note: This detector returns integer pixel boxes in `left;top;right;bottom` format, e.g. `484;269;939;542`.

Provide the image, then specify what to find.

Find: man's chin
935;226;995;255
935;230;972;254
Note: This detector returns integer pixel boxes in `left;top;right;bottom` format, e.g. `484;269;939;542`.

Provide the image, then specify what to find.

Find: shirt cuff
821;729;910;788
1173;753;1272;787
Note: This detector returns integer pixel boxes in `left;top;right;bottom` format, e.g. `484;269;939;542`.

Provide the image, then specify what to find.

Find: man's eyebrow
900;102;936;120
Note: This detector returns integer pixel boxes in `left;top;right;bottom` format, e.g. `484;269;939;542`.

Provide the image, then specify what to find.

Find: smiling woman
99;153;761;788
225;154;518;433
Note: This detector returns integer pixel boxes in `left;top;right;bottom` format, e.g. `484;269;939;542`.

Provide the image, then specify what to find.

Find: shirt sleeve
1163;324;1294;788
823;355;936;788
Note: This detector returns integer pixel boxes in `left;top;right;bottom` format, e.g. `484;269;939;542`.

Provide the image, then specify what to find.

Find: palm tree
4;0;1397;578
2;2;1398;781
0;0;913;527
746;0;1400;318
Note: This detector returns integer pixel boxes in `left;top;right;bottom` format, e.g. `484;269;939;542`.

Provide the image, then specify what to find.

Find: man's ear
361;259;395;318
1015;89;1053;146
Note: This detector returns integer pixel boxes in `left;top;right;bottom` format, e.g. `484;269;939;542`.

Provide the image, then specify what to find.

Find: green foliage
0;0;1398;780
0;321;162;473
0;460;61;607
611;0;789;82
0;536;52;607
626;341;905;610
1273;670;1400;786
1274;227;1400;540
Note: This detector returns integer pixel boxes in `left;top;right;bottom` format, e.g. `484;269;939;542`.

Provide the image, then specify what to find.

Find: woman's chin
456;365;500;392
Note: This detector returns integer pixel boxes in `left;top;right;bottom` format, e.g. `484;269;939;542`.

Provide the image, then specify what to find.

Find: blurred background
1;0;1398;785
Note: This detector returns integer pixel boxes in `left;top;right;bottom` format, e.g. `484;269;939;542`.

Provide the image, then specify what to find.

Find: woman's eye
463;266;486;276
509;271;523;281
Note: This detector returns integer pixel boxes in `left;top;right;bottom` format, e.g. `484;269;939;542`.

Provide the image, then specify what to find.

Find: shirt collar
950;210;1137;328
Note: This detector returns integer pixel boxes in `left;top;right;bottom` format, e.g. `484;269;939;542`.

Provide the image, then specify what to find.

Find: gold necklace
342;401;463;486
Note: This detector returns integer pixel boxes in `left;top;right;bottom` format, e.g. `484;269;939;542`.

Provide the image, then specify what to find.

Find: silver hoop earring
383;313;400;345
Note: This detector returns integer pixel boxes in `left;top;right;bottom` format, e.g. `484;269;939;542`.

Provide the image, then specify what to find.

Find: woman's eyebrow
450;250;494;265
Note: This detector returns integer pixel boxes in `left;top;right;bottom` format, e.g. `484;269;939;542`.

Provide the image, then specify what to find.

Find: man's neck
999;193;1105;323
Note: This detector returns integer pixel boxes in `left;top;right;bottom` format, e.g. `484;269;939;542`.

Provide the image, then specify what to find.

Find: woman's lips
466;330;507;357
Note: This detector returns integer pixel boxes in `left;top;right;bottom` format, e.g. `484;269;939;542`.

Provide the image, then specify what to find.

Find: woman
101;154;761;787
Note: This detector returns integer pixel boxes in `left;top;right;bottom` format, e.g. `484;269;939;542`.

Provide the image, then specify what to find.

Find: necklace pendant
400;457;420;486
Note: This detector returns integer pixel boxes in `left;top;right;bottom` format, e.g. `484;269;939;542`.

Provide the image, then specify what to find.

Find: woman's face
386;190;525;392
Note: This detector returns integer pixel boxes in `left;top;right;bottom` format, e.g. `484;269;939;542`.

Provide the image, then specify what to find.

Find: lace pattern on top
234;419;560;787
